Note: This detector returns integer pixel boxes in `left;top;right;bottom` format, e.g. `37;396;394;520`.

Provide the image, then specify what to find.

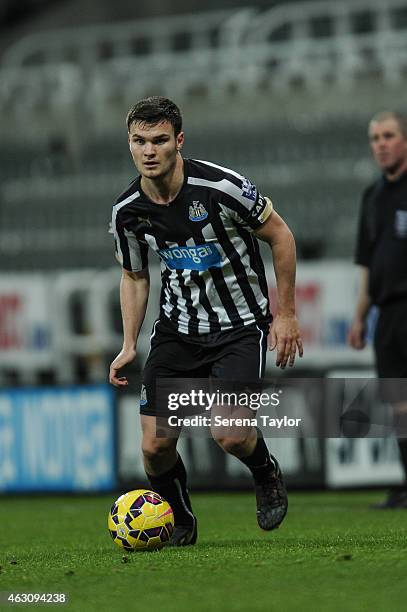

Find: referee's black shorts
140;317;269;417
374;298;407;403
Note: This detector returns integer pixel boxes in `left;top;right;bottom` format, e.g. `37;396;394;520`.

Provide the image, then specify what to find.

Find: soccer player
109;96;303;544
348;111;407;509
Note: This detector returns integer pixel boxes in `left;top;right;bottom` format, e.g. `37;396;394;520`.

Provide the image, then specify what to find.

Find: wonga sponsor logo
158;244;222;271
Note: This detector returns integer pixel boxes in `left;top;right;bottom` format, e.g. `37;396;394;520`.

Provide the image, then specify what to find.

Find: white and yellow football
108;489;174;551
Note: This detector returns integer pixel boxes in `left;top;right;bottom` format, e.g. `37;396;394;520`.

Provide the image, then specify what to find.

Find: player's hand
269;314;303;369
109;347;137;387
347;319;366;350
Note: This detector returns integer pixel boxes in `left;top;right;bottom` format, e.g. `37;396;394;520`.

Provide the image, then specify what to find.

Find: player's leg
140;321;198;543
210;412;257;459
210;324;288;530
141;414;178;476
141;414;197;543
213;419;287;530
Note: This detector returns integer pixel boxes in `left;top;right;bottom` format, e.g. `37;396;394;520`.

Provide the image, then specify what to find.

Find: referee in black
348;111;407;509
109;96;303;544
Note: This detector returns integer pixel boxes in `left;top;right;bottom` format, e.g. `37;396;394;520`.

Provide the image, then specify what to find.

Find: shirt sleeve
222;176;274;231
355;190;374;267
112;208;149;272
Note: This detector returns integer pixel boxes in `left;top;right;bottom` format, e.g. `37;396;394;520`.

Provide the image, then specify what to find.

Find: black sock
397;438;407;489
147;454;195;526
239;429;275;483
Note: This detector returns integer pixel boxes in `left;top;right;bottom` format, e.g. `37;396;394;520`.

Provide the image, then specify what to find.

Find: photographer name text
167;415;302;428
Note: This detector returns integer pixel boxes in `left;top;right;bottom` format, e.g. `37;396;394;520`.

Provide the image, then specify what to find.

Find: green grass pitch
0;491;406;611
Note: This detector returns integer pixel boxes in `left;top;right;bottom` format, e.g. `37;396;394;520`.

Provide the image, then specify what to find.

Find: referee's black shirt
355;171;407;305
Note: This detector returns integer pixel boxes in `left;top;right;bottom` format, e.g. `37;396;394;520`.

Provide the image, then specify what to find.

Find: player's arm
255;208;303;368
109;267;150;387
109;202;150;387
347;266;371;350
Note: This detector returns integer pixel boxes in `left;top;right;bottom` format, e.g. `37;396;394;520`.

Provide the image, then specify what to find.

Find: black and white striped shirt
112;158;273;335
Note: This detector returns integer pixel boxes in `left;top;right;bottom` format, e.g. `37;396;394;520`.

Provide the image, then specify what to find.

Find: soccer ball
108;489;174;551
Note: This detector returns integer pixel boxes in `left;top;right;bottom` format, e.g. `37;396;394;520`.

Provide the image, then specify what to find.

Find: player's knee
141;438;173;462
215;435;249;456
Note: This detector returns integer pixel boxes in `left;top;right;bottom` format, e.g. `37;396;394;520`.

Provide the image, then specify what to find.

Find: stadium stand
2;0;407;104
0;116;373;269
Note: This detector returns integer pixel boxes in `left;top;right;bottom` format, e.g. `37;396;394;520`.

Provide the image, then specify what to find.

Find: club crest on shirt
189;201;208;222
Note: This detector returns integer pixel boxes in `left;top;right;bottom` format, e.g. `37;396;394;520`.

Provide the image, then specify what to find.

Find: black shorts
374;299;407;402
140;318;268;417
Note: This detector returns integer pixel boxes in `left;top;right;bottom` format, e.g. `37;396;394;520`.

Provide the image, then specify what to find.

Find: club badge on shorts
140;384;147;407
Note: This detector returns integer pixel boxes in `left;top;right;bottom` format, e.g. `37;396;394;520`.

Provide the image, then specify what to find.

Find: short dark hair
126;96;182;136
370;111;407;139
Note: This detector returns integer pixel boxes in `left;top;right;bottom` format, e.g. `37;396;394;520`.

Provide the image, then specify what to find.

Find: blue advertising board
0;385;116;491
